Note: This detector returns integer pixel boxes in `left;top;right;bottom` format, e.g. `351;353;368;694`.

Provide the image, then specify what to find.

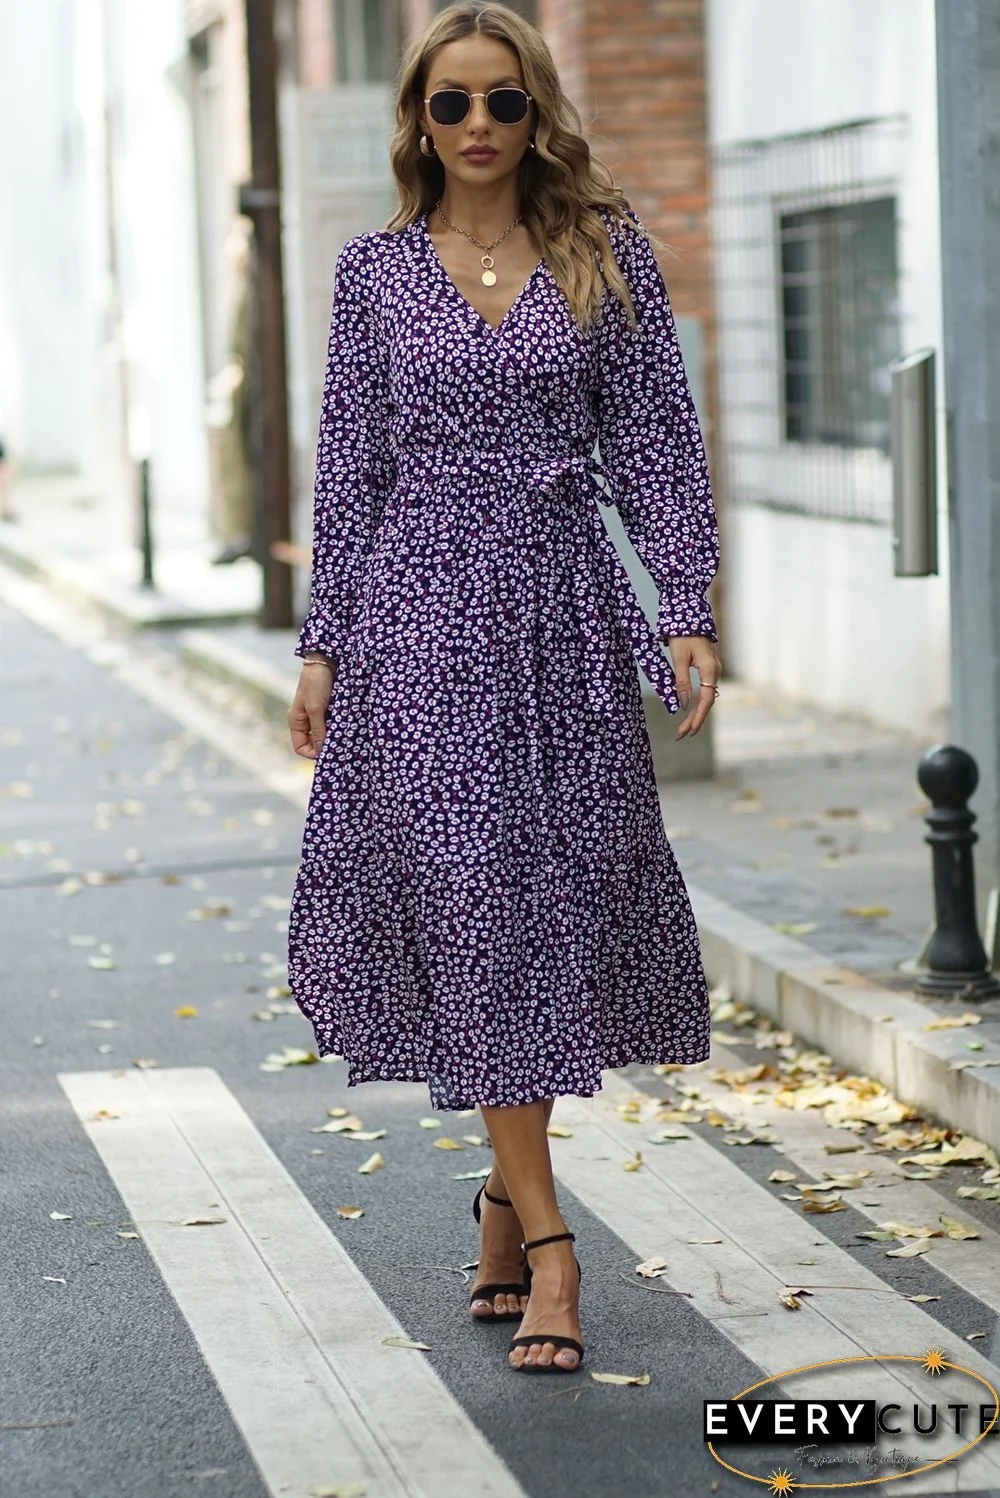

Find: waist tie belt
393;446;680;715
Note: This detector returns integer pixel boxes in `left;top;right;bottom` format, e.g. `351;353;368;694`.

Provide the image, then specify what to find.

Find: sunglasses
424;87;533;127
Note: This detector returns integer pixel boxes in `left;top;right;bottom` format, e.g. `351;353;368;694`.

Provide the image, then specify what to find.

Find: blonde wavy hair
385;1;651;331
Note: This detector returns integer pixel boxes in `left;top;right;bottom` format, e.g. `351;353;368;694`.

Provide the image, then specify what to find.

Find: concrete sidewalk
3;468;1000;1152
0;471;260;626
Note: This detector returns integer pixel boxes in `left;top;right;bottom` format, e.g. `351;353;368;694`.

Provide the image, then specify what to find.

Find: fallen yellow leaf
357;1153;384;1175
382;1335;430;1350
433;1138;464;1151
590;1371;651;1386
623;1151;644;1172
923;1012;982;1031
336;1206;364;1220
877;1222;942;1239
939;1216;980;1241
174;1005;199;1019
546;1125;574;1138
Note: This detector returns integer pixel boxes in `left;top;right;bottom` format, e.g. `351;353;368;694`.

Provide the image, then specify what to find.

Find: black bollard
915;745;1000;997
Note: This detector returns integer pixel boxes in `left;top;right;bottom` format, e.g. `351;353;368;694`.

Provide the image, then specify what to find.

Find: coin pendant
481;268;497;286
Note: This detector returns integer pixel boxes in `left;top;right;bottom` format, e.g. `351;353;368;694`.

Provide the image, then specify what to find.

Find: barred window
712;116;908;523
781;197;900;453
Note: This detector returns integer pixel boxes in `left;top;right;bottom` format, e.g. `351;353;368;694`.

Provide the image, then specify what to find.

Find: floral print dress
287;206;720;1111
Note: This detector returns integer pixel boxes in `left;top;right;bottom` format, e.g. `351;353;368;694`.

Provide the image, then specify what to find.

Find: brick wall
541;0;719;594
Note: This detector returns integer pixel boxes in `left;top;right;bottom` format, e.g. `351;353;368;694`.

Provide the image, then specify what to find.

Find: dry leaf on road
591;1372;651;1386
382;1336;430;1351
939;1216;980;1241
922;1013;982;1031
260;1047;318;1071
357;1154;384;1175
886;1240;932;1259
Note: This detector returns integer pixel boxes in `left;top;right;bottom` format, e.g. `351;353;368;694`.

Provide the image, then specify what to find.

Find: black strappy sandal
508;1231;584;1373
468;1182;531;1321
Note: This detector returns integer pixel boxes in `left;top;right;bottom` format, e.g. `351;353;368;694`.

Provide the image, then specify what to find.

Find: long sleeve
596;211;720;643
295;235;396;660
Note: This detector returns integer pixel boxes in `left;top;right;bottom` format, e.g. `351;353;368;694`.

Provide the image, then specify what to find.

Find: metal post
890;348;937;577
935;1;1000;917
137;457;154;589
240;0;293;629
915;745;1000;997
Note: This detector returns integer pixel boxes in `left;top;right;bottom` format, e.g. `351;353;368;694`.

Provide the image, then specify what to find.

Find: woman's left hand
666;635;724;740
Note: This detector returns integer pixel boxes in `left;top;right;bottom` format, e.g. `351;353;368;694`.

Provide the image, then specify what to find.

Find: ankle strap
521;1231;575;1254
483;1186;514;1207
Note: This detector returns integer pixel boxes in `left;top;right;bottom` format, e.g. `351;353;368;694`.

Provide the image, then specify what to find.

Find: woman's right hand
288;661;336;759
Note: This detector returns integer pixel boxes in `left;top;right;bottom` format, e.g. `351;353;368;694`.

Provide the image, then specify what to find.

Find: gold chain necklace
433;200;521;286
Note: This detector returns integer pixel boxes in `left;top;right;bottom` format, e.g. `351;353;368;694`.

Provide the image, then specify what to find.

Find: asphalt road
3;573;1000;1498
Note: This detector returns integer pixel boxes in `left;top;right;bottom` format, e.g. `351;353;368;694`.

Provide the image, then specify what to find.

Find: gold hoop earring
419;133;437;157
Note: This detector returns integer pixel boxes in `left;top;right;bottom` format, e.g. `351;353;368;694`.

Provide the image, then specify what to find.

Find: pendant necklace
434;200;521;286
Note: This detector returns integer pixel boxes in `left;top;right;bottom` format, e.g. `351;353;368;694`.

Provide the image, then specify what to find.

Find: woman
286;1;722;1376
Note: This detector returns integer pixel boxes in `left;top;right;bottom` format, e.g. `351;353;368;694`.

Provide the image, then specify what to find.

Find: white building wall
707;0;949;737
92;0;209;525
0;0;208;531
0;0;87;468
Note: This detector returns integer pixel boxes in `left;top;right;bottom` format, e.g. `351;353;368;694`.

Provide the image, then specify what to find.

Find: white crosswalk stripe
550;1073;1000;1494
668;1057;1000;1314
59;1067;527;1498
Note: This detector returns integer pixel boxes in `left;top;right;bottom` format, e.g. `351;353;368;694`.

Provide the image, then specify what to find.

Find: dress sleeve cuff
657;589;718;643
294;610;345;662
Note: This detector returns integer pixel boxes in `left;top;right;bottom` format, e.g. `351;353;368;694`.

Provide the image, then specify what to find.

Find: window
780;197;900;452
333;0;402;83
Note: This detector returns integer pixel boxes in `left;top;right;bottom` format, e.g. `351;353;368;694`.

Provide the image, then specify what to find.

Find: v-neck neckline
418;213;545;336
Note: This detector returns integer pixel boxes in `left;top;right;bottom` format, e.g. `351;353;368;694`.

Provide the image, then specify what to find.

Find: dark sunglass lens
487;88;528;124
429;90;470;125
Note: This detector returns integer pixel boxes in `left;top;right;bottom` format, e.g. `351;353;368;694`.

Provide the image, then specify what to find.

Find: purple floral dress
287;206;720;1111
